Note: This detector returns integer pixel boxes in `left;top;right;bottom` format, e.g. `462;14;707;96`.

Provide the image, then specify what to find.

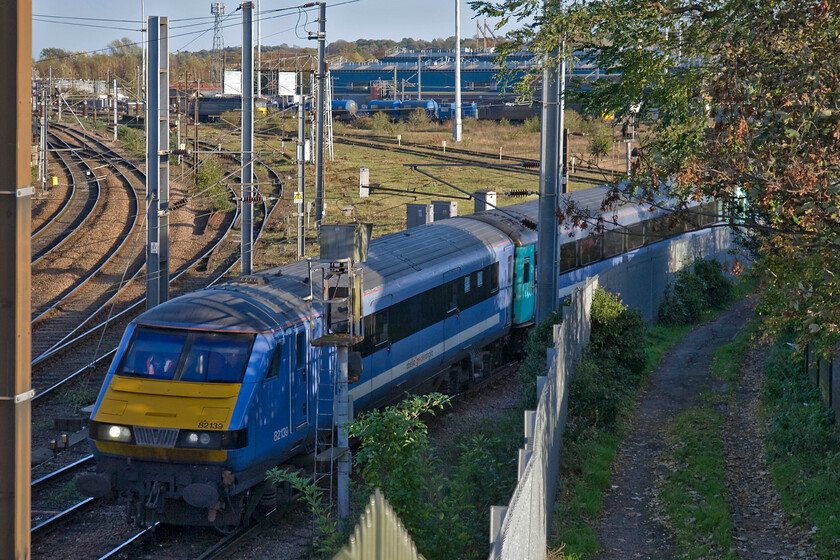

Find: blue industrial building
329;48;610;109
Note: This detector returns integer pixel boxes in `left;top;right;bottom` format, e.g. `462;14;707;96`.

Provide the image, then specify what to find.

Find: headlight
91;421;132;443
176;428;248;449
178;431;221;448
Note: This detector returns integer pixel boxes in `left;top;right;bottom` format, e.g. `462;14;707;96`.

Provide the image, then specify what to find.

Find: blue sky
33;0;524;57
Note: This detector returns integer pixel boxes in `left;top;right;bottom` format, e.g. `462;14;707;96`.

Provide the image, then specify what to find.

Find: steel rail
31;135;142;334
30;497;96;537
31;455;94;489
31;138;77;242
31;129;279;402
30;138;102;268
96;524;158;560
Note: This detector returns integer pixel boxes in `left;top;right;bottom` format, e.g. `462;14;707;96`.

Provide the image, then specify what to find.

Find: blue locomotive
77;186;719;527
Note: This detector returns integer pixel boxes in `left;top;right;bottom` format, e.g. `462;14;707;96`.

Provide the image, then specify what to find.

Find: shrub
522;116;541;133
587;120;612;164
693;259;733;308
565;289;649;441
659;260;734;324
407;107;431;127
589;289;647;377
564;109;585;134
518;308;565;406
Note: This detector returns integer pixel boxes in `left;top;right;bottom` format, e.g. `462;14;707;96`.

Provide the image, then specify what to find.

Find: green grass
552;432;621;557
711;319;759;388
762;343;840;558
659;407;737;560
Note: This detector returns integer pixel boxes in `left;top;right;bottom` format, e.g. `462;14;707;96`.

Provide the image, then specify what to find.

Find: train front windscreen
116;326;254;383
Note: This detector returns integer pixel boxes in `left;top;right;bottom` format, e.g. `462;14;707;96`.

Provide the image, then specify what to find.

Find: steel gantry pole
146;16;170;309
241;1;255;276
453;0;462;142
256;0;261;96
535;32;561;324
297;71;306;260
313;2;326;232
0;1;34;557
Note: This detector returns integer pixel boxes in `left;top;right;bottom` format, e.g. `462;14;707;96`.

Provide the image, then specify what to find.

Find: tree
471;0;840;352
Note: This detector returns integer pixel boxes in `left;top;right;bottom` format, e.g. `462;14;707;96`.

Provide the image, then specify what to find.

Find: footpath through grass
548;262;744;559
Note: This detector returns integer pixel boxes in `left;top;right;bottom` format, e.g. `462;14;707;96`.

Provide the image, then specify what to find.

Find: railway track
342;131;541;167
31;138;82;258
31;128;144;363
31;125;283;399
253;129;539;177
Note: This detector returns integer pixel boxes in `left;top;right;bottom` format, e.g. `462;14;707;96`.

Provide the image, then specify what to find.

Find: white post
113;79;118;141
453;0;462;142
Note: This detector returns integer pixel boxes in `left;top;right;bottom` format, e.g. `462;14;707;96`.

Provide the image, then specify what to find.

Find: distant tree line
34;36;486;86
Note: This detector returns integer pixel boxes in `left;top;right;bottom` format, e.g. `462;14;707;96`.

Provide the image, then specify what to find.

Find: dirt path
595;299;755;559
722;344;817;559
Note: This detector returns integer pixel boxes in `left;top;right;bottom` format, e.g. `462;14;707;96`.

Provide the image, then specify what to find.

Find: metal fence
334;489;426;560
805;343;840;419
488;226;738;560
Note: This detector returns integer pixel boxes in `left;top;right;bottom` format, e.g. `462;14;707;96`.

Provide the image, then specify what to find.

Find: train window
579;234;603;265
266;344;281;379
489;262;499;293
464;276;471;293
295;331;306;369
372;310;389;346
477;270;484;288
181;332;253;383
603;230;624;258
559;242;577;272
118;327;187;381
625;222;645;250
523;257;531;284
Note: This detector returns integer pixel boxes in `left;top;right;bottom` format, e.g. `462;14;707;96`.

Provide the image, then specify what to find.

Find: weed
265;468;347;557
46;479;83;508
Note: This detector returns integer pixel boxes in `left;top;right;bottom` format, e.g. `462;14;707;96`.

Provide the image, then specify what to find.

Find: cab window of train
266;344;281;379
181;333;253;383
118;327;186;380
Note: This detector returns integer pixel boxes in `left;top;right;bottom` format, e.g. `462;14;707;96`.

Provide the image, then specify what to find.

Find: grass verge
658;408;737;559
762;343;840;558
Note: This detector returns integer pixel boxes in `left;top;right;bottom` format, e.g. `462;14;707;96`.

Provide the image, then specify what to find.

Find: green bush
589;288;647;377
522;116;541;133
345;394;513;559
518;308;564;406
693;259;733;308
659;260;734;324
564;109;585;134
587;119;612;164
565;289;648;439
